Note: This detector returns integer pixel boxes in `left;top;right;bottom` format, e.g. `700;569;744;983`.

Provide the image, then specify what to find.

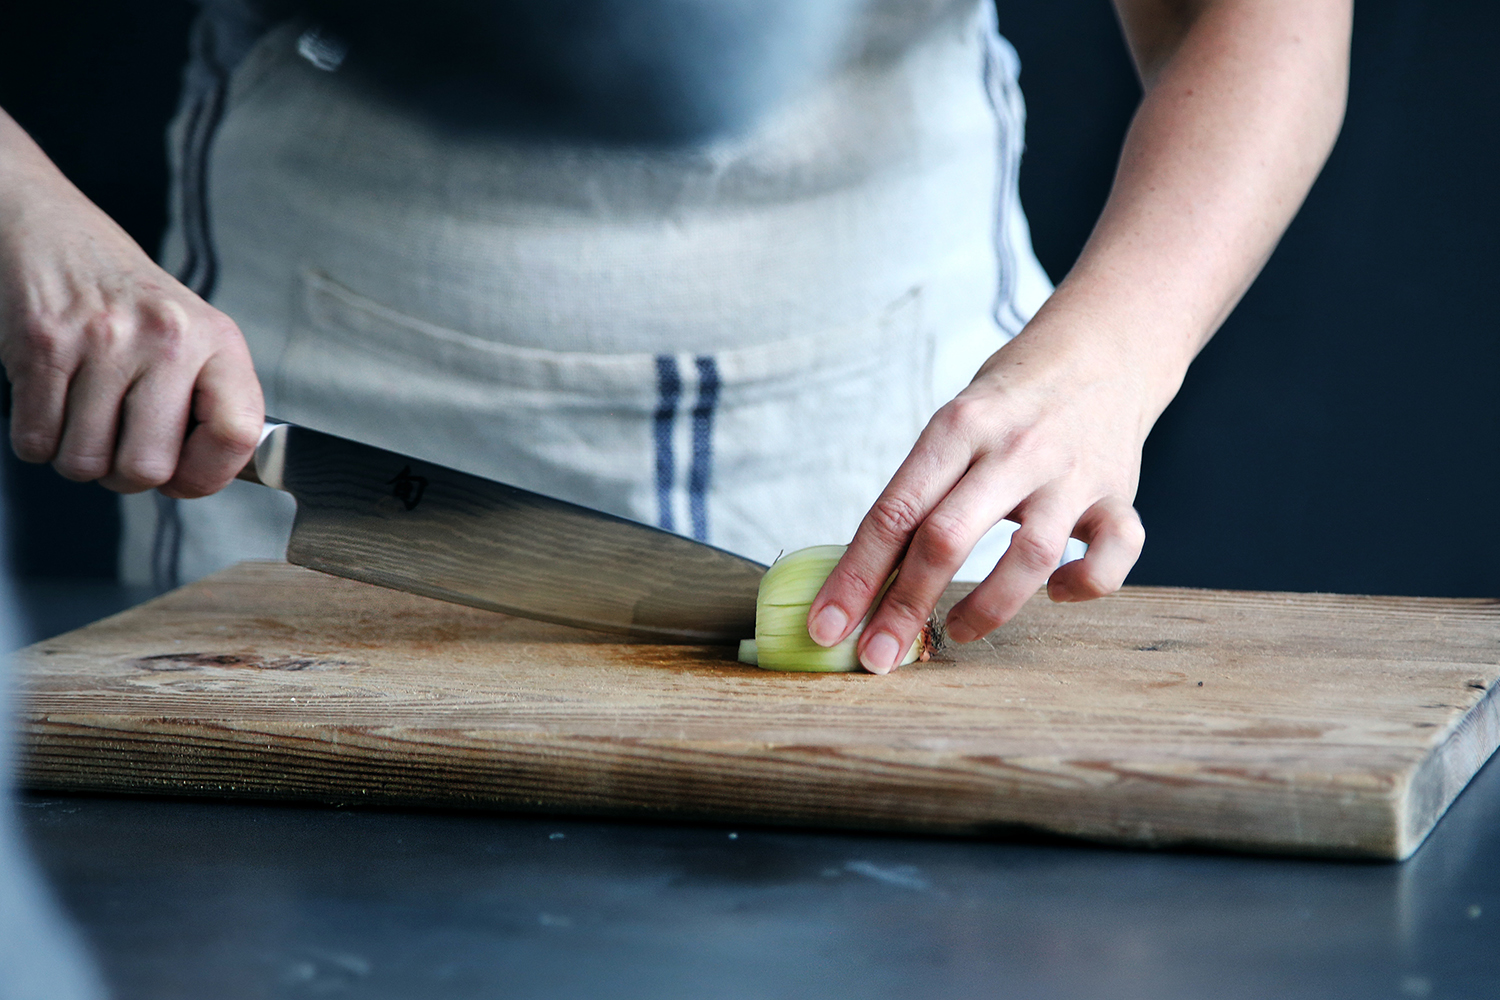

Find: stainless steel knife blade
238;421;765;642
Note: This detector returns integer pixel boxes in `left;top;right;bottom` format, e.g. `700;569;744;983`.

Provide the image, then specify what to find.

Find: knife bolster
235;421;290;491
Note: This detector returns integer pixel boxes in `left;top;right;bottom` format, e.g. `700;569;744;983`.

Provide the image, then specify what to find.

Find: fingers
98;298;196;492
159;345;264;499
806;407;978;651
806;390;1148;673
52;349;131;482
4;325;71;464
943;495;1144;645
4;288;260;496
97;367;193;493
853;462;1027;673
944;496;1078;644
1046;497;1145;603
47;304;190;488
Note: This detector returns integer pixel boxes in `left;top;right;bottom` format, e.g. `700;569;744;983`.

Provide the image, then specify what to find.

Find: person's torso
154;0;1050;575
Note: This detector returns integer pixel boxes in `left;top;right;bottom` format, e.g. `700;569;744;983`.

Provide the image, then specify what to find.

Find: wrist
979;285;1198;439
0;109;90;232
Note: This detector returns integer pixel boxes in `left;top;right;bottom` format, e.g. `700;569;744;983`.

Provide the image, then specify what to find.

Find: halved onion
737;544;925;672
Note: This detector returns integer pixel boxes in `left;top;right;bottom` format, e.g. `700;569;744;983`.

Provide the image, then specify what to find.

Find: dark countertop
10;581;1499;1000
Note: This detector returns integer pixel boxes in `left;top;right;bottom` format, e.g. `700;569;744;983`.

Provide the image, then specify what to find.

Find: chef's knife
0;376;764;640
234;421;764;642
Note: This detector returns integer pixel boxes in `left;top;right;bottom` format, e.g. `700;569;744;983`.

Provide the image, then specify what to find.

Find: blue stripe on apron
689;356;720;542
654;354;719;542
653;355;682;532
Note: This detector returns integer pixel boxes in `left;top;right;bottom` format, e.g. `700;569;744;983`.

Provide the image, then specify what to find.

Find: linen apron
121;0;1063;588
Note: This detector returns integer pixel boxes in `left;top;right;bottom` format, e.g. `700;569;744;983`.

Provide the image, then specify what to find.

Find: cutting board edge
16;712;1411;860
1397;681;1500;860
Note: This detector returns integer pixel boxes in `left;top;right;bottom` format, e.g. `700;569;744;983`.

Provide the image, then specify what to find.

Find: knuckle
911;513;969;568
1007;529;1066;575
113;456;175;491
832;563;890;605
163;472;219;500
864;494;925;546
877;586;932;631
202;415;263;457
53;452;110;483
11;430;59;464
953;592;1011;635
143;306;190;360
1118;513;1147;553
15;320;64;366
953;606;1003;638
1005;424;1050;463
8;329;74;386
1069;563;1121;599
155;300;192;336
840;566;882;605
207;312;243;344
81;312;130;351
930;396;987;439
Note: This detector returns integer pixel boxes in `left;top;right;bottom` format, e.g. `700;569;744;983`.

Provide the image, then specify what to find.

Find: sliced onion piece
748;544;923;673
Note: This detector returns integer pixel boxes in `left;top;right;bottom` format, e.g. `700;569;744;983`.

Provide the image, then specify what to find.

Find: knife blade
237;420;765;642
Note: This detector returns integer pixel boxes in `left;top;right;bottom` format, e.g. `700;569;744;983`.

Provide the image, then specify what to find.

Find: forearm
1019;0;1351;412
0;106;142;283
0;107;85;225
0;106;48;188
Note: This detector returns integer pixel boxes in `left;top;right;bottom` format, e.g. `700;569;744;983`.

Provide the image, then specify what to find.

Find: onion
737;544;927;672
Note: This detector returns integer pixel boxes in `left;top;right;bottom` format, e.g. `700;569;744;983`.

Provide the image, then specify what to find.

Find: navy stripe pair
653;355;721;543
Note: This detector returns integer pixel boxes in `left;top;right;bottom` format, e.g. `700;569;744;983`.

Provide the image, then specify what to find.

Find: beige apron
122;0;1060;587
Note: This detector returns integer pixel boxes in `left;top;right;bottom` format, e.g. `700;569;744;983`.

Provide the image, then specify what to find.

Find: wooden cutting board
14;561;1500;859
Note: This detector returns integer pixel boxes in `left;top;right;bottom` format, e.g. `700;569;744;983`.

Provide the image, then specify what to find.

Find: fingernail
947;620;977;644
809;605;848;647
860;632;901;675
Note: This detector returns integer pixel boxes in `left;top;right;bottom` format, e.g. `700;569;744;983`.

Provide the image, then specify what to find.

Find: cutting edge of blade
288;552;757;644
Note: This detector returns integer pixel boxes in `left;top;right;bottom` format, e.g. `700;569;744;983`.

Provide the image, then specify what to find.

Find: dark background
0;1;1495;596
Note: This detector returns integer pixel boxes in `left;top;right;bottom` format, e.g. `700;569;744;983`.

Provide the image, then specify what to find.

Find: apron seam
979;10;1029;338
152;12;233;593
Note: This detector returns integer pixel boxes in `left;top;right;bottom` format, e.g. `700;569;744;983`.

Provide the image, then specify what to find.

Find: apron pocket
278;269;931;558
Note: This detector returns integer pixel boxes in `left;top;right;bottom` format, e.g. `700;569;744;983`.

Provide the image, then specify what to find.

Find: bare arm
0;107;262;497
808;0;1351;672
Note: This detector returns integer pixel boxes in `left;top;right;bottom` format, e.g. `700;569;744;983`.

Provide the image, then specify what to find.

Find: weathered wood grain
13;561;1500;858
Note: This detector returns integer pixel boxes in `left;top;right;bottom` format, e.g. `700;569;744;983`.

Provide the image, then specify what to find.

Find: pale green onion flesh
748;544;922;673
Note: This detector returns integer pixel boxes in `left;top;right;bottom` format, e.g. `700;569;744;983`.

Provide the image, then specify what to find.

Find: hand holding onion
801;300;1174;675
